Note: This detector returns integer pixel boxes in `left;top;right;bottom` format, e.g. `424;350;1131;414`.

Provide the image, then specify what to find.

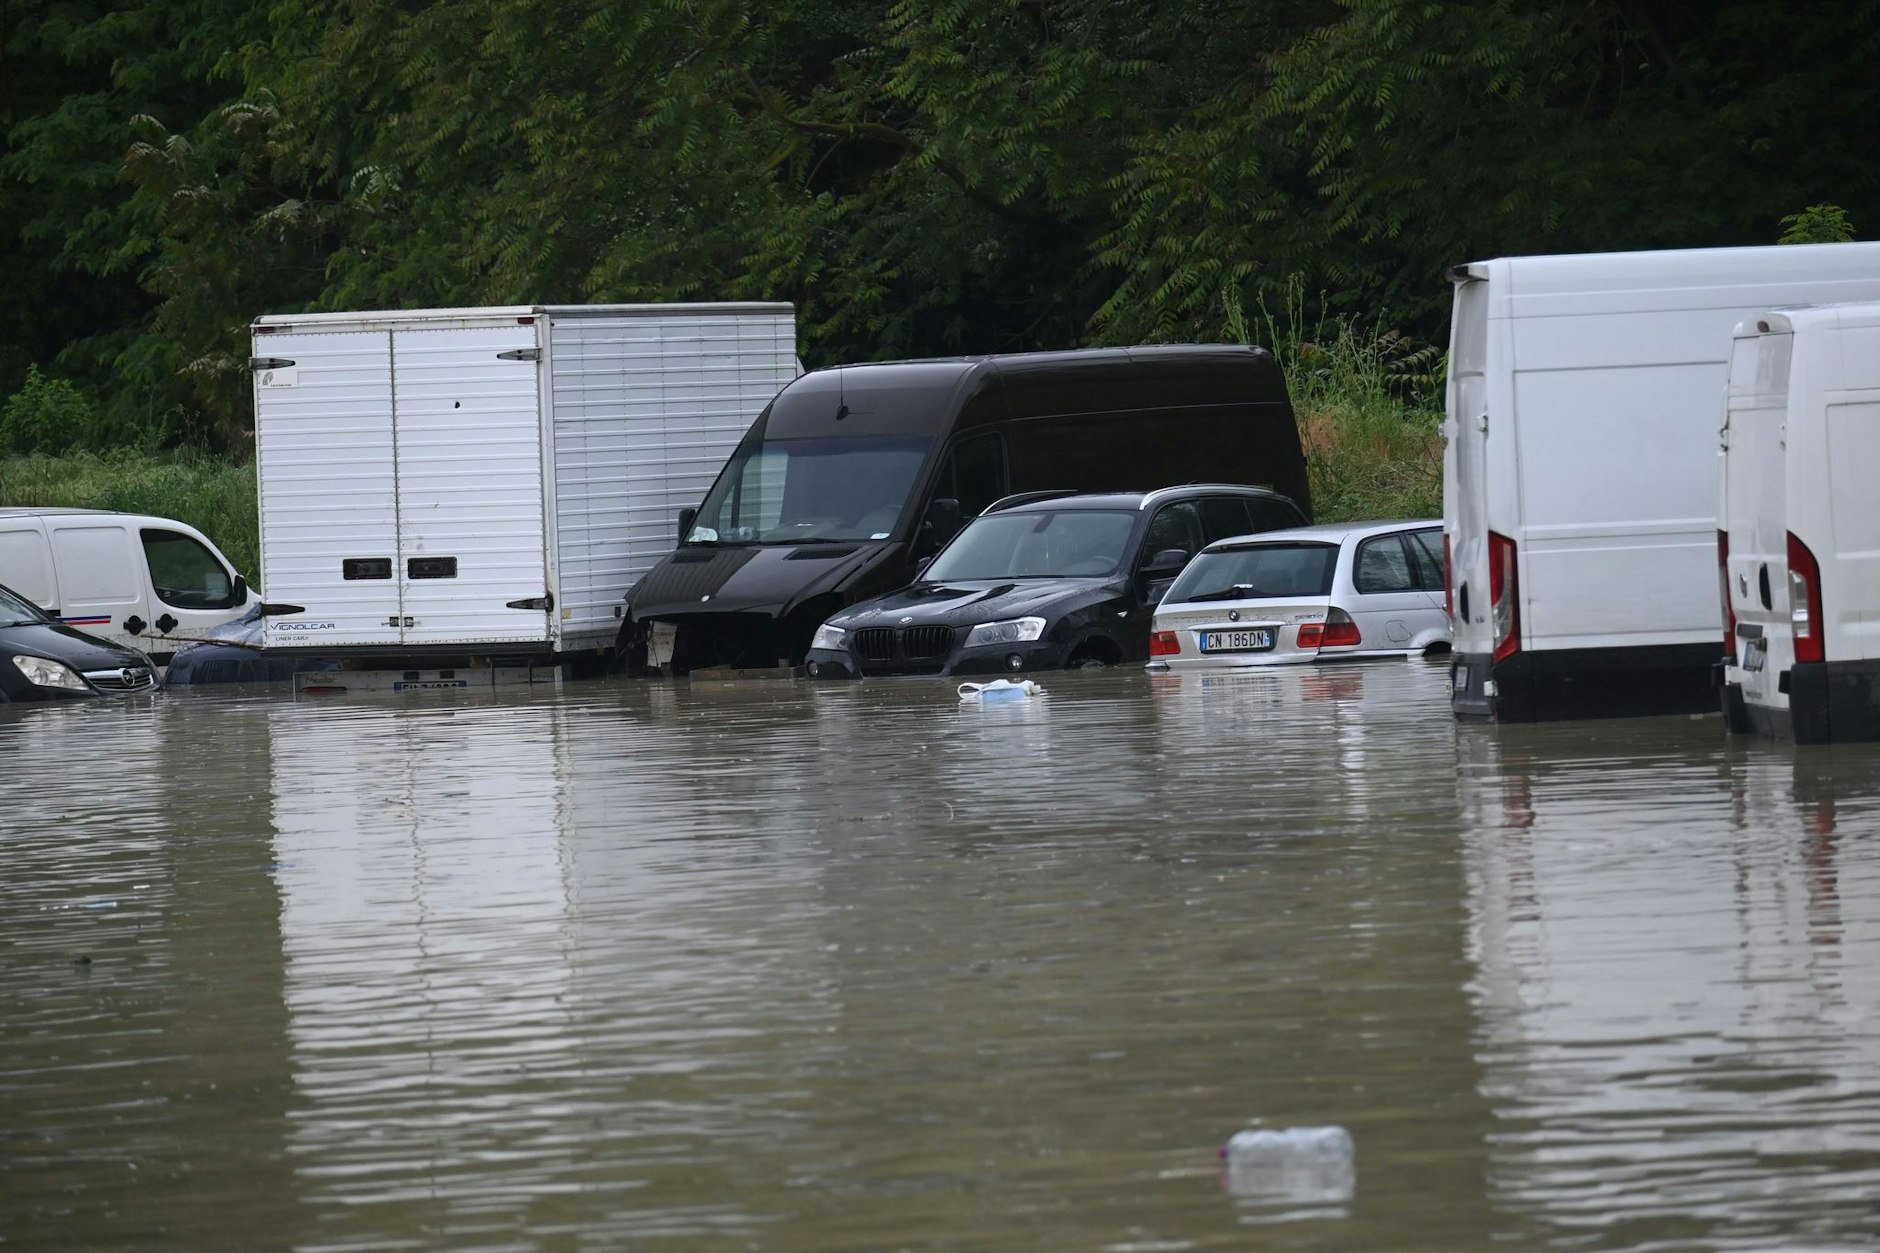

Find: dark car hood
827;577;1117;629
630;541;896;618
0;620;149;670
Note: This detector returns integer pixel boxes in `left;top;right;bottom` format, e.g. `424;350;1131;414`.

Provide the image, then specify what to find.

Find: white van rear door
391;325;548;646
256;330;403;647
1445;272;1493;653
1723;332;1791;706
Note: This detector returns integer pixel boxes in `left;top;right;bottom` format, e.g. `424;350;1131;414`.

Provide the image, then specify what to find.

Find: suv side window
1353;533;1416;594
1406;528;1444;591
936;433;1007;519
1140;501;1203;565
1198;497;1253;544
1248;496;1307;532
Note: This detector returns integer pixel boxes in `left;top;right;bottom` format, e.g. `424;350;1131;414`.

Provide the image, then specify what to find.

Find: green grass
0;450;259;580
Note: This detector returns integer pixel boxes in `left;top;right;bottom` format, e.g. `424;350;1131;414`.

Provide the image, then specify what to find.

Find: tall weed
1238;282;1446;522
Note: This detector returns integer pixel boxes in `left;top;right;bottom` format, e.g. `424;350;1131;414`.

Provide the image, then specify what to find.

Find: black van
621;345;1309;674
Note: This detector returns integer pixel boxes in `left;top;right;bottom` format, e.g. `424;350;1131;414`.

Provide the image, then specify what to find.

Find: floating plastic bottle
1220;1125;1355;1205
957;678;1044;702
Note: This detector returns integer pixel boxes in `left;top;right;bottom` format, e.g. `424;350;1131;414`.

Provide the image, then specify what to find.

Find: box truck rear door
256;330;404;648
391;325;548;646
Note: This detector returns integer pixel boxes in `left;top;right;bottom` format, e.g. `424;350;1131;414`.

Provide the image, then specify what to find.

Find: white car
1147;520;1449;668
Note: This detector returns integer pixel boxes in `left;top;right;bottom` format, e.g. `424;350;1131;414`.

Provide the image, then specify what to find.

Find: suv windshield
689;435;932;544
1167;542;1338;602
925;510;1137;580
0;584;49;626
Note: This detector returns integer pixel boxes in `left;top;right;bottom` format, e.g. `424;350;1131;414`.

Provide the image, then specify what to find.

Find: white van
1444;242;1880;722
1719;303;1880;743
0;508;256;660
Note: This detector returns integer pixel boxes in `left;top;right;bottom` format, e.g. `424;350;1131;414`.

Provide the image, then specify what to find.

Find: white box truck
251;303;796;671
1444;243;1880;722
1719;303;1880;743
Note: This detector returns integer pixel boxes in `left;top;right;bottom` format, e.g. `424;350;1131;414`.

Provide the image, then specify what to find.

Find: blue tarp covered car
164;606;340;685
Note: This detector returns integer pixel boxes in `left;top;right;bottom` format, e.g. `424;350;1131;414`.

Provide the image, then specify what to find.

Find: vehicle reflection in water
4;665;1880;1250
1460;721;1880;1247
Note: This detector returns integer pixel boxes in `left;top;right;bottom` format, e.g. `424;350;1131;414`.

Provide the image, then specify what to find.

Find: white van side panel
546;310;796;644
0;524;56;608
1826;397;1880;657
391;324;548;647
257;330;403;648
49;523;140;639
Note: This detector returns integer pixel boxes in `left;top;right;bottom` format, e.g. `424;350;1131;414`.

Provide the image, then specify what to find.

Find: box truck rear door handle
506;595;553;611
496;348;541;362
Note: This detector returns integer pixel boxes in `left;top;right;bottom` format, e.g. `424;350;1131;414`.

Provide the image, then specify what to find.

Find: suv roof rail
983;489;1081;513
1137;482;1282;509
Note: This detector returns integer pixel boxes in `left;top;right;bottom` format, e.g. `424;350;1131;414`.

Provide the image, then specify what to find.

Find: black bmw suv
803;485;1307;678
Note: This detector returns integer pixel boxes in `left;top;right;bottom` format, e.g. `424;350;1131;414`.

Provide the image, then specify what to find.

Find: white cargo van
251;303;797;668
1719;303;1880;743
0;507;255;660
1444;242;1880;722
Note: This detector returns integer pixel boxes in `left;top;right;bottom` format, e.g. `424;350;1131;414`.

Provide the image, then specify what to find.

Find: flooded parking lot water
6;662;1880;1250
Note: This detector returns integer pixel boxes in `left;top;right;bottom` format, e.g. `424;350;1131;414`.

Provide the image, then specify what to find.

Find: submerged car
804;485;1307;678
0;580;160;701
1147;520;1449;669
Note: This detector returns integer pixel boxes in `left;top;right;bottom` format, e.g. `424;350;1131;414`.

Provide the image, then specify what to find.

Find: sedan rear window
1165;543;1338;603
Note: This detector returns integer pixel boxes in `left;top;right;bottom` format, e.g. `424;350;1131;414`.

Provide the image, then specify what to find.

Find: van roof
1451;242;1880;316
0;507;137;519
1734;301;1880;339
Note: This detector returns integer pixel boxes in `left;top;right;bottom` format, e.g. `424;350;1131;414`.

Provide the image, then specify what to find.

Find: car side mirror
915;555;934;577
918;497;962;554
1141;548;1191;578
677;506;698;543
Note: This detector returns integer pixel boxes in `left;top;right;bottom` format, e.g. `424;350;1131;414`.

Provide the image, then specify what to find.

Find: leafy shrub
1;366;100;455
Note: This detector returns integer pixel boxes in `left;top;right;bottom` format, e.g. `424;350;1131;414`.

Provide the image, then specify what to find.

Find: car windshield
0;584;49;627
688;435;933;544
924;510;1137;580
1166;542;1339;602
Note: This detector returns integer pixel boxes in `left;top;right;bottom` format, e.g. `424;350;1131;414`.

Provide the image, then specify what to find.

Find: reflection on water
2;662;1880;1249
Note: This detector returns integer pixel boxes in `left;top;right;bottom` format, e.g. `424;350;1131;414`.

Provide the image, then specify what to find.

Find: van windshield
0;584;49;626
1167;542;1338;602
688;436;932;544
925;510;1137;580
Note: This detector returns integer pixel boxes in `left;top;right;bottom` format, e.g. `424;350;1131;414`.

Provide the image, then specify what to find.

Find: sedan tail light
1788;531;1825;663
1149;630;1180;657
1297;608;1361;651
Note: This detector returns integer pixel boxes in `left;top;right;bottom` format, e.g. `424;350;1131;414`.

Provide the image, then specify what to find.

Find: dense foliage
4;0;1877;452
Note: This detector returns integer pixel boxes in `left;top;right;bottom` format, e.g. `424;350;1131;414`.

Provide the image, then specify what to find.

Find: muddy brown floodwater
5;661;1880;1250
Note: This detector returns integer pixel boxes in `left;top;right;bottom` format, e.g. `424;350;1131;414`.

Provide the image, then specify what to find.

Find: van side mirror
918;497;962;554
677;507;698;543
233;575;249;603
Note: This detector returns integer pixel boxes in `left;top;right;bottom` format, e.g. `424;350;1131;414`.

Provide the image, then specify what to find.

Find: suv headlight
810;623;849;652
965;616;1046;648
10;654;89;691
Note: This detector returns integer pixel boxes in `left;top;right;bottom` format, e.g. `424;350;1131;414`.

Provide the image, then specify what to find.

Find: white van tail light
1787;532;1825;664
1489;531;1519;662
1718;529;1736;663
